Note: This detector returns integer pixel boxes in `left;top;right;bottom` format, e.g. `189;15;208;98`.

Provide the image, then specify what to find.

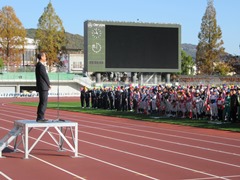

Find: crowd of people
80;84;240;123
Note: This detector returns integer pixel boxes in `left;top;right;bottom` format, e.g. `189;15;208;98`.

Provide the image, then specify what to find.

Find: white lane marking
0;105;239;179
15;148;86;180
75;123;240;157
4;105;240;148
1;111;240;159
0;126;159;180
78;128;240;168
184;174;240;180
5;103;240;143
67;117;240;148
0;127;86;180
0;171;13;180
34;127;232;180
1;111;240;167
1;108;240;151
0;124;232;180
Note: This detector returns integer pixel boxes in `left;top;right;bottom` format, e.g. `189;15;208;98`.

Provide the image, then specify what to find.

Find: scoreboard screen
84;20;181;72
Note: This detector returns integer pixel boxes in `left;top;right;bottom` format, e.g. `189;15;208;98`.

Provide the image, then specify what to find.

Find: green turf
14;101;240;133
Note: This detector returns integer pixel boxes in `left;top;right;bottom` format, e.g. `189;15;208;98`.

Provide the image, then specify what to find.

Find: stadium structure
0;38;91;98
1;20;182;97
84;20;181;85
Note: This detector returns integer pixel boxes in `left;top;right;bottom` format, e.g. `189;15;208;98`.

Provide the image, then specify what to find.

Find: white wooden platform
12;120;79;159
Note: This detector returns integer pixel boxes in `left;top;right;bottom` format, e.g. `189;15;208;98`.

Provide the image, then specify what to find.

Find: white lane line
81;115;240;142
70;118;240;148
33;127;232;180
0;109;239;179
0;128;86;180
1;109;240;152
0;126;159;180
43;105;240;142
15;148;87;180
78;129;240;168
0;124;232;180
1;112;240;160
72;122;240;157
5;103;240;145
3;114;239;170
2;112;240;162
0;171;13;180
6;106;240;148
4;104;240;143
1;111;240;171
184;174;240;180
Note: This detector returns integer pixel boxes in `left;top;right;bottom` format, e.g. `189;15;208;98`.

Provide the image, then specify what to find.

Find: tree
0;6;26;71
181;50;194;75
196;0;225;75
214;61;233;76
35;2;66;68
0;57;3;72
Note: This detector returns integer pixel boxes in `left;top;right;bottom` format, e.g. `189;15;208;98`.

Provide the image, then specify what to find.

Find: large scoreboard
84;20;181;72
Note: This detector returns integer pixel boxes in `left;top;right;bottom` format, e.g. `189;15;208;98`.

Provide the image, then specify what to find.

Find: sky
0;0;239;55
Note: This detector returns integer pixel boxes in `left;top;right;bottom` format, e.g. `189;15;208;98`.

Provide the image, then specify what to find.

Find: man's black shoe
36;119;48;123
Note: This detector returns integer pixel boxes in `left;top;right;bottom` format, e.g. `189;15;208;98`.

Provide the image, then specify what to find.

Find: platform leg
74;124;78;157
58;127;64;151
24;125;29;159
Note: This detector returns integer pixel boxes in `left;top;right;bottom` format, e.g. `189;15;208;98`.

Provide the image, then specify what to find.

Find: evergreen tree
196;0;225;75
181;50;194;75
35;2;66;67
0;6;26;71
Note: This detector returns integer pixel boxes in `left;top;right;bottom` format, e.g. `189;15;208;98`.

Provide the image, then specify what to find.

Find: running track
0;97;240;180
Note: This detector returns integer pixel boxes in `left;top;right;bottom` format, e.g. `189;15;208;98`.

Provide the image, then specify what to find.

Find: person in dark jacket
35;52;51;122
115;87;121;111
237;88;240;121
85;88;90;108
108;87;115;110
230;88;238;123
102;87;109;109
121;86;128;111
90;87;97;108
80;87;86;108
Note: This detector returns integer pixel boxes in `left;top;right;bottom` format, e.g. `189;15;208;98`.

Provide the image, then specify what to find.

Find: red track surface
0;97;240;180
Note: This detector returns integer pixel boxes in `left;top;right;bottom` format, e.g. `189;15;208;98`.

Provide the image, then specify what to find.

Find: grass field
15;101;240;133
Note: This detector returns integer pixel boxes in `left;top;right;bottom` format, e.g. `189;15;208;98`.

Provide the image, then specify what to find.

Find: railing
73;76;94;88
0;92;80;98
178;75;240;86
0;72;75;81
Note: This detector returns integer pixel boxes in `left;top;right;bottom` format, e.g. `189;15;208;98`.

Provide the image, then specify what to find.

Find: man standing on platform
35;52;51;122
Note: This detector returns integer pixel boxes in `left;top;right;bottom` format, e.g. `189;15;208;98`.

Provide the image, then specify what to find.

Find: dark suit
35;61;51;120
230;93;238;123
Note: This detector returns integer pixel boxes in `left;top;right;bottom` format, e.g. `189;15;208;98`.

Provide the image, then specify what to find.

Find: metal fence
178;75;240;86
